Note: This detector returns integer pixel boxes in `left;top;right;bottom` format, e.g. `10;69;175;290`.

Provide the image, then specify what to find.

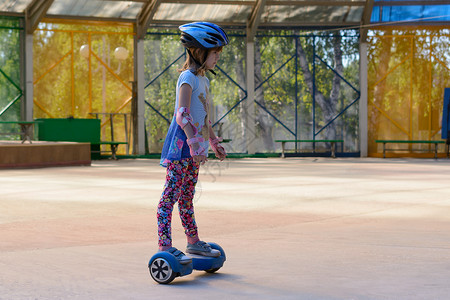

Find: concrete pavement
1;157;450;299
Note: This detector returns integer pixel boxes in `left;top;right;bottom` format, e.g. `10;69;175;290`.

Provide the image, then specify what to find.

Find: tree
0;18;21;124
367;28;450;155
296;32;343;141
139;29;360;154
254;38;276;151
143;30;184;153
32;22;134;153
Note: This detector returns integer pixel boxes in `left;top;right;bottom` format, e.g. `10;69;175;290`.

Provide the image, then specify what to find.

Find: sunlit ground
1;158;450;299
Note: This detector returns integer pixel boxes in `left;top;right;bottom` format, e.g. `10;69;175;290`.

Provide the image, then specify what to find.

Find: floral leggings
157;158;199;247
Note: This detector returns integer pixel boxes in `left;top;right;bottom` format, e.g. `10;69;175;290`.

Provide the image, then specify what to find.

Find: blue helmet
179;22;229;49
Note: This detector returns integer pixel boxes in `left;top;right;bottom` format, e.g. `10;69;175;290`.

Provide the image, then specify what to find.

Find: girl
157;22;228;263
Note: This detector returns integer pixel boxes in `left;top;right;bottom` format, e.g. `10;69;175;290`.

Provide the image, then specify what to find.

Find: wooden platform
0;141;91;169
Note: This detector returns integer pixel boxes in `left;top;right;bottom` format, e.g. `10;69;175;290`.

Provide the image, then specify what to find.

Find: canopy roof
0;0;449;38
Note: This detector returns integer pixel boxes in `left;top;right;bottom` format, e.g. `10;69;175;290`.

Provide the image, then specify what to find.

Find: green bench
0;121;38;143
275;139;343;158
375;140;449;159
36;118;127;159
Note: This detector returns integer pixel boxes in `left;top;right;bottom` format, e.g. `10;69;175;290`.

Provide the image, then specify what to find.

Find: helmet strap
186;49;217;76
186;49;201;66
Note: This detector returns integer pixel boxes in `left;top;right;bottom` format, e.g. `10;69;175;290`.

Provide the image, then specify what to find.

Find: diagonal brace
136;0;162;40
247;0;266;42
25;0;54;34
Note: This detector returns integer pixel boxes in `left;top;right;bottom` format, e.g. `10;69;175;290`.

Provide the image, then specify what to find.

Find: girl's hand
209;137;227;161
190;142;207;165
193;155;207;165
214;144;227;161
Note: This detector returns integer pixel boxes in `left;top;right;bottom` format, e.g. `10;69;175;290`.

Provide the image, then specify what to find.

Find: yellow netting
368;27;450;157
33;21;134;154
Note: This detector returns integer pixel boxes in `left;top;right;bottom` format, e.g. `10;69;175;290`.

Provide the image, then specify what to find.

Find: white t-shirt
159;69;212;166
175;69;210;150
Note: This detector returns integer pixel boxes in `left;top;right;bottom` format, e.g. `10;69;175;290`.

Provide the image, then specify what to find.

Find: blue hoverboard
148;242;226;284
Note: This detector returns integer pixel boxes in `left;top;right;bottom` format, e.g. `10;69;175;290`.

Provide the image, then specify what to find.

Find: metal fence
143;29;360;156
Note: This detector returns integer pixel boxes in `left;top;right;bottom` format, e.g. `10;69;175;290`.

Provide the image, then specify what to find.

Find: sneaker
186;241;221;257
163;247;192;265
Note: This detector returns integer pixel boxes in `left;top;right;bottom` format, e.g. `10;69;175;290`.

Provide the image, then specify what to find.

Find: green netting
368;27;450;157
32;22;134;154
143;29;360;155
0;17;22;140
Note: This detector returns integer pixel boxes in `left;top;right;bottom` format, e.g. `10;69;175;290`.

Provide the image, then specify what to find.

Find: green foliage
210;33;246;124
367;28;450;149
0;17;21;123
33;22;134;121
143;29;361;152
143;31;249;152
0;20;362;152
26;22;134;153
143;30;184;152
252;30;360;148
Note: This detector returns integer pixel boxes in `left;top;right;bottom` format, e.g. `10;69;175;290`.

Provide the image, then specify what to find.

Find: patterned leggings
157;158;199;247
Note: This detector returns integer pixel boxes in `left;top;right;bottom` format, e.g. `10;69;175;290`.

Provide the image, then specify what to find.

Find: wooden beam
360;0;374;42
136;0;162;40
157;0;255;4
25;0;54;34
359;42;368;157
0;12;23;18
154;0;364;5
259;21;361;28
247;0;266;42
375;0;450;6
266;1;365;6
42;15;137;25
